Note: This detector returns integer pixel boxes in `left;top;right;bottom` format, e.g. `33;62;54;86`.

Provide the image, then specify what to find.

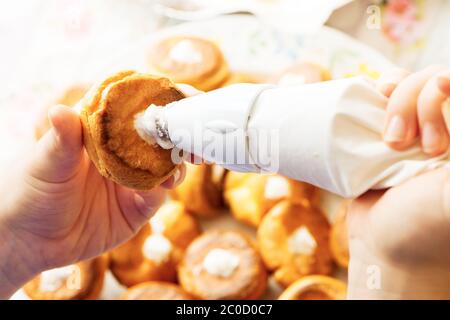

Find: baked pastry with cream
170;163;226;218
148;36;229;91
35;84;88;140
330;201;350;269
275;62;331;86
120;281;193;300
110;201;201;287
278;275;346;300
23;255;108;300
224;172;320;227
257;200;333;287
178;230;267;300
79;70;184;190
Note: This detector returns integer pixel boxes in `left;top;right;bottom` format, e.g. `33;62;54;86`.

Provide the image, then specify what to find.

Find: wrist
348;239;450;299
0;222;37;299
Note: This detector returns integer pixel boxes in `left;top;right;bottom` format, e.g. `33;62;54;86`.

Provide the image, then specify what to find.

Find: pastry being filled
23;255;108;300
178;230;267;300
110;201;201;287
257;200;333;287
278;275;347;300
148;36;229;91
121;281;193;300
79;70;184;190
224;172;320;227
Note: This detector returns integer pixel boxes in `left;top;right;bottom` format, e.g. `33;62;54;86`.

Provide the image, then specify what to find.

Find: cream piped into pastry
288;226;317;255
39;265;78;292
142;234;173;264
202;248;240;278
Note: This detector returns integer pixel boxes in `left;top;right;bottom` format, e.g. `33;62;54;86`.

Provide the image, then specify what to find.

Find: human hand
347;66;450;299
0;84;200;299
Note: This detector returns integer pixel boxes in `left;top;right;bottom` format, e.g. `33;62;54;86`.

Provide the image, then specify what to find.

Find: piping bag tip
134;104;174;149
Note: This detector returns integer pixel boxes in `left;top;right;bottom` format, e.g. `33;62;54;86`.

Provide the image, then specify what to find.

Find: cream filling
264;175;290;199
202;248;240;278
142;234;172;264
39;265;78;292
134;104;174;149
288;226;317;255
169;40;203;64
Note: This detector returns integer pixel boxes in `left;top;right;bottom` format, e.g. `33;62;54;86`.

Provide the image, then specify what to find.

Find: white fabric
162;78;449;198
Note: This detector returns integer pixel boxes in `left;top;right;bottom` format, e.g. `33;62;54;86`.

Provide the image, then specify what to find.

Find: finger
27;105;83;183
437;72;450;95
176;83;203;97
161;163;186;189
116;185;166;232
417;69;450;156
376;68;410;97
383;65;445;150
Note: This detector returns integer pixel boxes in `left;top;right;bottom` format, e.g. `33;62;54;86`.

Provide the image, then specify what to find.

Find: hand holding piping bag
140;65;450;298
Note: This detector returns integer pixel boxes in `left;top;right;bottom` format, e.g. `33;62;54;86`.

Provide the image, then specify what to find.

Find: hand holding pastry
0;71;186;299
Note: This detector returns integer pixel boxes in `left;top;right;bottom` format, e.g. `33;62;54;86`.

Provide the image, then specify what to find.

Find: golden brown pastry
224;172;320;227
120;281;193;300
178;230;267;300
275;62;331;85
330;201;350;269
79;70;184;190
23;255;108;300
257;200;334;287
170;163;226;218
278;275;347;300
148;36;229;91
35;85;88;140
110;201;201;287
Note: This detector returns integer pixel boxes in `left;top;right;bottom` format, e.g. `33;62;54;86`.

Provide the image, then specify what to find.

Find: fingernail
422;123;443;154
384;115;408;142
438;75;450;95
173;167;182;185
379;83;396;96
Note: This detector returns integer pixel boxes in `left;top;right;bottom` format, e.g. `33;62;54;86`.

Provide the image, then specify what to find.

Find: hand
347;66;450;299
0;84;200;299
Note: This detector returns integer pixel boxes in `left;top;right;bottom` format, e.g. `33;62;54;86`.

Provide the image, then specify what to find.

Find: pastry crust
148;36;229;91
110;201;201;287
330;201;350;269
120;281;193;300
278;275;347;300
257;200;333;287
79;71;185;190
170;163;226;218
178;230;267;300
275;62;331;85
23;255;109;300
35;84;88;140
224;172;320;227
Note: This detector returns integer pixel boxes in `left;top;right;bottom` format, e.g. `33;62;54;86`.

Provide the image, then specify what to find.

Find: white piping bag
135;77;450;198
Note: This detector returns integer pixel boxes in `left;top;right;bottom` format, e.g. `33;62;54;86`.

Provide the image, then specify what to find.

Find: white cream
134;104;174;149
142;234;172;264
288;226;317;255
169;40;203;64
264;176;290;199
149;215;165;234
39;265;78;292
202;248;240;278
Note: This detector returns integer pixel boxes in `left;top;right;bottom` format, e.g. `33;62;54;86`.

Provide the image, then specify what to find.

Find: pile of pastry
26;36;349;300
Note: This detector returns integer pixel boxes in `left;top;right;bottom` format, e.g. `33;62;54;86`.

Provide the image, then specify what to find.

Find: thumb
28;105;83;183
